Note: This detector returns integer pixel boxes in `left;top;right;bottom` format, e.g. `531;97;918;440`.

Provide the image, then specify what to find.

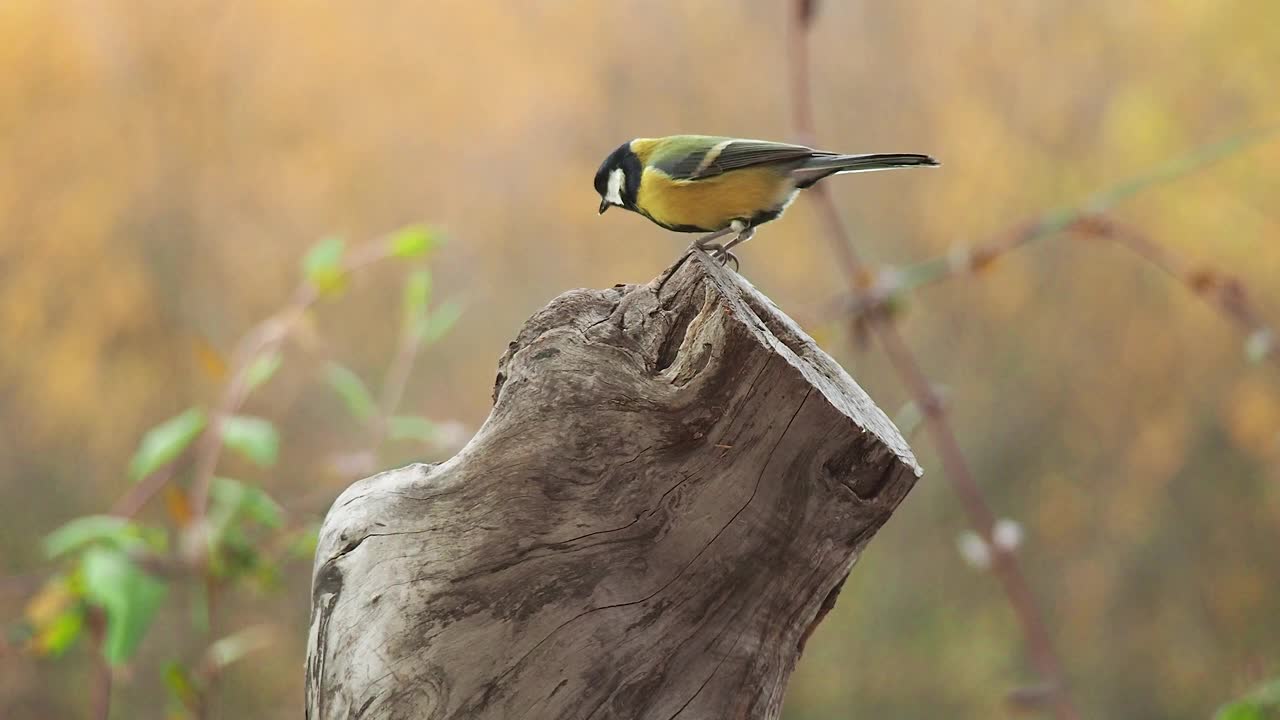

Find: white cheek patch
605;168;625;205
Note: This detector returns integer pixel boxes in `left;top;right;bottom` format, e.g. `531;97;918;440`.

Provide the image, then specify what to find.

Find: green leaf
206;477;280;579
244;351;283;392
80;546;167;665
402;269;432;336
211;529;261;580
24;575;86;657
138;524;170;553
1214;678;1280;720
221;415;279;467
207;476;246;529
1214;705;1263;720
163;661;199;709
210;477;283;529
35;606;85;656
388;415;436;443
388;224;440;259
287;522;322;560
44;515;140;558
128;407;206;481
303;235;346;294
326;363;376;422
417;299;463;344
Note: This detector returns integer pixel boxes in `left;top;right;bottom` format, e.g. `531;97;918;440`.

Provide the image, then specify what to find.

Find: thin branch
110;453;181;518
1073;216;1279;368
187;285;315;520
104;237;400;527
89;609;112;720
184;242;396;521
867;126;1278;305
787;0;818;149
365;296;426;460
189;576;228;720
787;3;1081;718
874;327;1075;709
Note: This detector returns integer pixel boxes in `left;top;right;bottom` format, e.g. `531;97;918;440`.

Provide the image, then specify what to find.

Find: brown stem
89;609;112;720
875;325;1074;705
188;242;395;519
110;461;179;518
787;3;1081;718
810;183;867;292
858;127;1277;305
97;238;398;525
188;286;315;520
1077;217;1279;369
365;309;425;456
191;576;220;720
787;0;817;149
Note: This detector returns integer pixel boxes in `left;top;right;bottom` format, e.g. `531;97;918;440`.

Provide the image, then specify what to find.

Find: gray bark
306;249;921;720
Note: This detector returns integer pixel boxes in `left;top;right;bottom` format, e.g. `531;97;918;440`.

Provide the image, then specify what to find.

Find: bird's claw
716;251;740;272
689;240;740;272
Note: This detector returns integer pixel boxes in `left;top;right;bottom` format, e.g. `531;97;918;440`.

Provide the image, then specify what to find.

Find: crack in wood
306;252;920;720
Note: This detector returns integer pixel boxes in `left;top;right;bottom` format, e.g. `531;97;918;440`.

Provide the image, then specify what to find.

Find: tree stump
306;249;921;720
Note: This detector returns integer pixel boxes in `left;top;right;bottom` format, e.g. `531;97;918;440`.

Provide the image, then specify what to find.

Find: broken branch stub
306;249;921;720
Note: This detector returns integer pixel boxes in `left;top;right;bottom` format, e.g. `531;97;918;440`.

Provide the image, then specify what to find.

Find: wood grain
306;249;921;720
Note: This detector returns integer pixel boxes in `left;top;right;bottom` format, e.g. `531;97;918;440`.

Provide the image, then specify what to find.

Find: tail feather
792;153;939;187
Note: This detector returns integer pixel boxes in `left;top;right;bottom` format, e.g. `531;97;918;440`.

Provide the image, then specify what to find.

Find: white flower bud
957;530;991;569
992;518;1024;553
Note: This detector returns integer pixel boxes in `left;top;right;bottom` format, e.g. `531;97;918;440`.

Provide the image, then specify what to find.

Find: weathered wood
306;249;921;720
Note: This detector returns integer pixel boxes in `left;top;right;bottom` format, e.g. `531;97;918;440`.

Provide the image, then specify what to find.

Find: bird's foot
692;226;734;254
713;226;754;271
690;224;746;271
688;241;739;270
715;250;740;271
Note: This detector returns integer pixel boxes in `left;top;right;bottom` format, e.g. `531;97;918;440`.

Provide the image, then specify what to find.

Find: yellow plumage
636;166;796;232
628;138;662;164
594;136;937;260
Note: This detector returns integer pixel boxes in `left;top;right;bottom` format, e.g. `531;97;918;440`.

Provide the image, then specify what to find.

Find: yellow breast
636;166;797;232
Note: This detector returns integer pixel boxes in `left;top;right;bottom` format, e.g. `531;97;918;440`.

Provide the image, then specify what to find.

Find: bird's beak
598;199;610;215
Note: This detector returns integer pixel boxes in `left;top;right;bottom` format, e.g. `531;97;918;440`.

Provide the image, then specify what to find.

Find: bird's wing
653;137;828;181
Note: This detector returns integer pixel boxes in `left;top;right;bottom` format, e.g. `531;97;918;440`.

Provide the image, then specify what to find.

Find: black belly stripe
632;204;788;234
747;206;785;227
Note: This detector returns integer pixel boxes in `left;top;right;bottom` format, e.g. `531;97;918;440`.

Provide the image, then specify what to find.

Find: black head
593;142;642;215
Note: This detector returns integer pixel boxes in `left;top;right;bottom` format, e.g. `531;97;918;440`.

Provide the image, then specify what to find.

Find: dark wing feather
660;139;830;180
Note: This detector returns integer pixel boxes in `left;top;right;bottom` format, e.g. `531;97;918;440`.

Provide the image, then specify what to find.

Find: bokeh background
3;1;1279;718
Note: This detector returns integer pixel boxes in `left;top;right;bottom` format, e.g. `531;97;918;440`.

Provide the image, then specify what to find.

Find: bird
594;135;939;267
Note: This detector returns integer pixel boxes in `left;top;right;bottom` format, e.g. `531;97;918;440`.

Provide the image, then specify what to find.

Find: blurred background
2;1;1278;718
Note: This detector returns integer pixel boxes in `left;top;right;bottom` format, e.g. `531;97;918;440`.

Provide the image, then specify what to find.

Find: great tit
594;135;939;265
